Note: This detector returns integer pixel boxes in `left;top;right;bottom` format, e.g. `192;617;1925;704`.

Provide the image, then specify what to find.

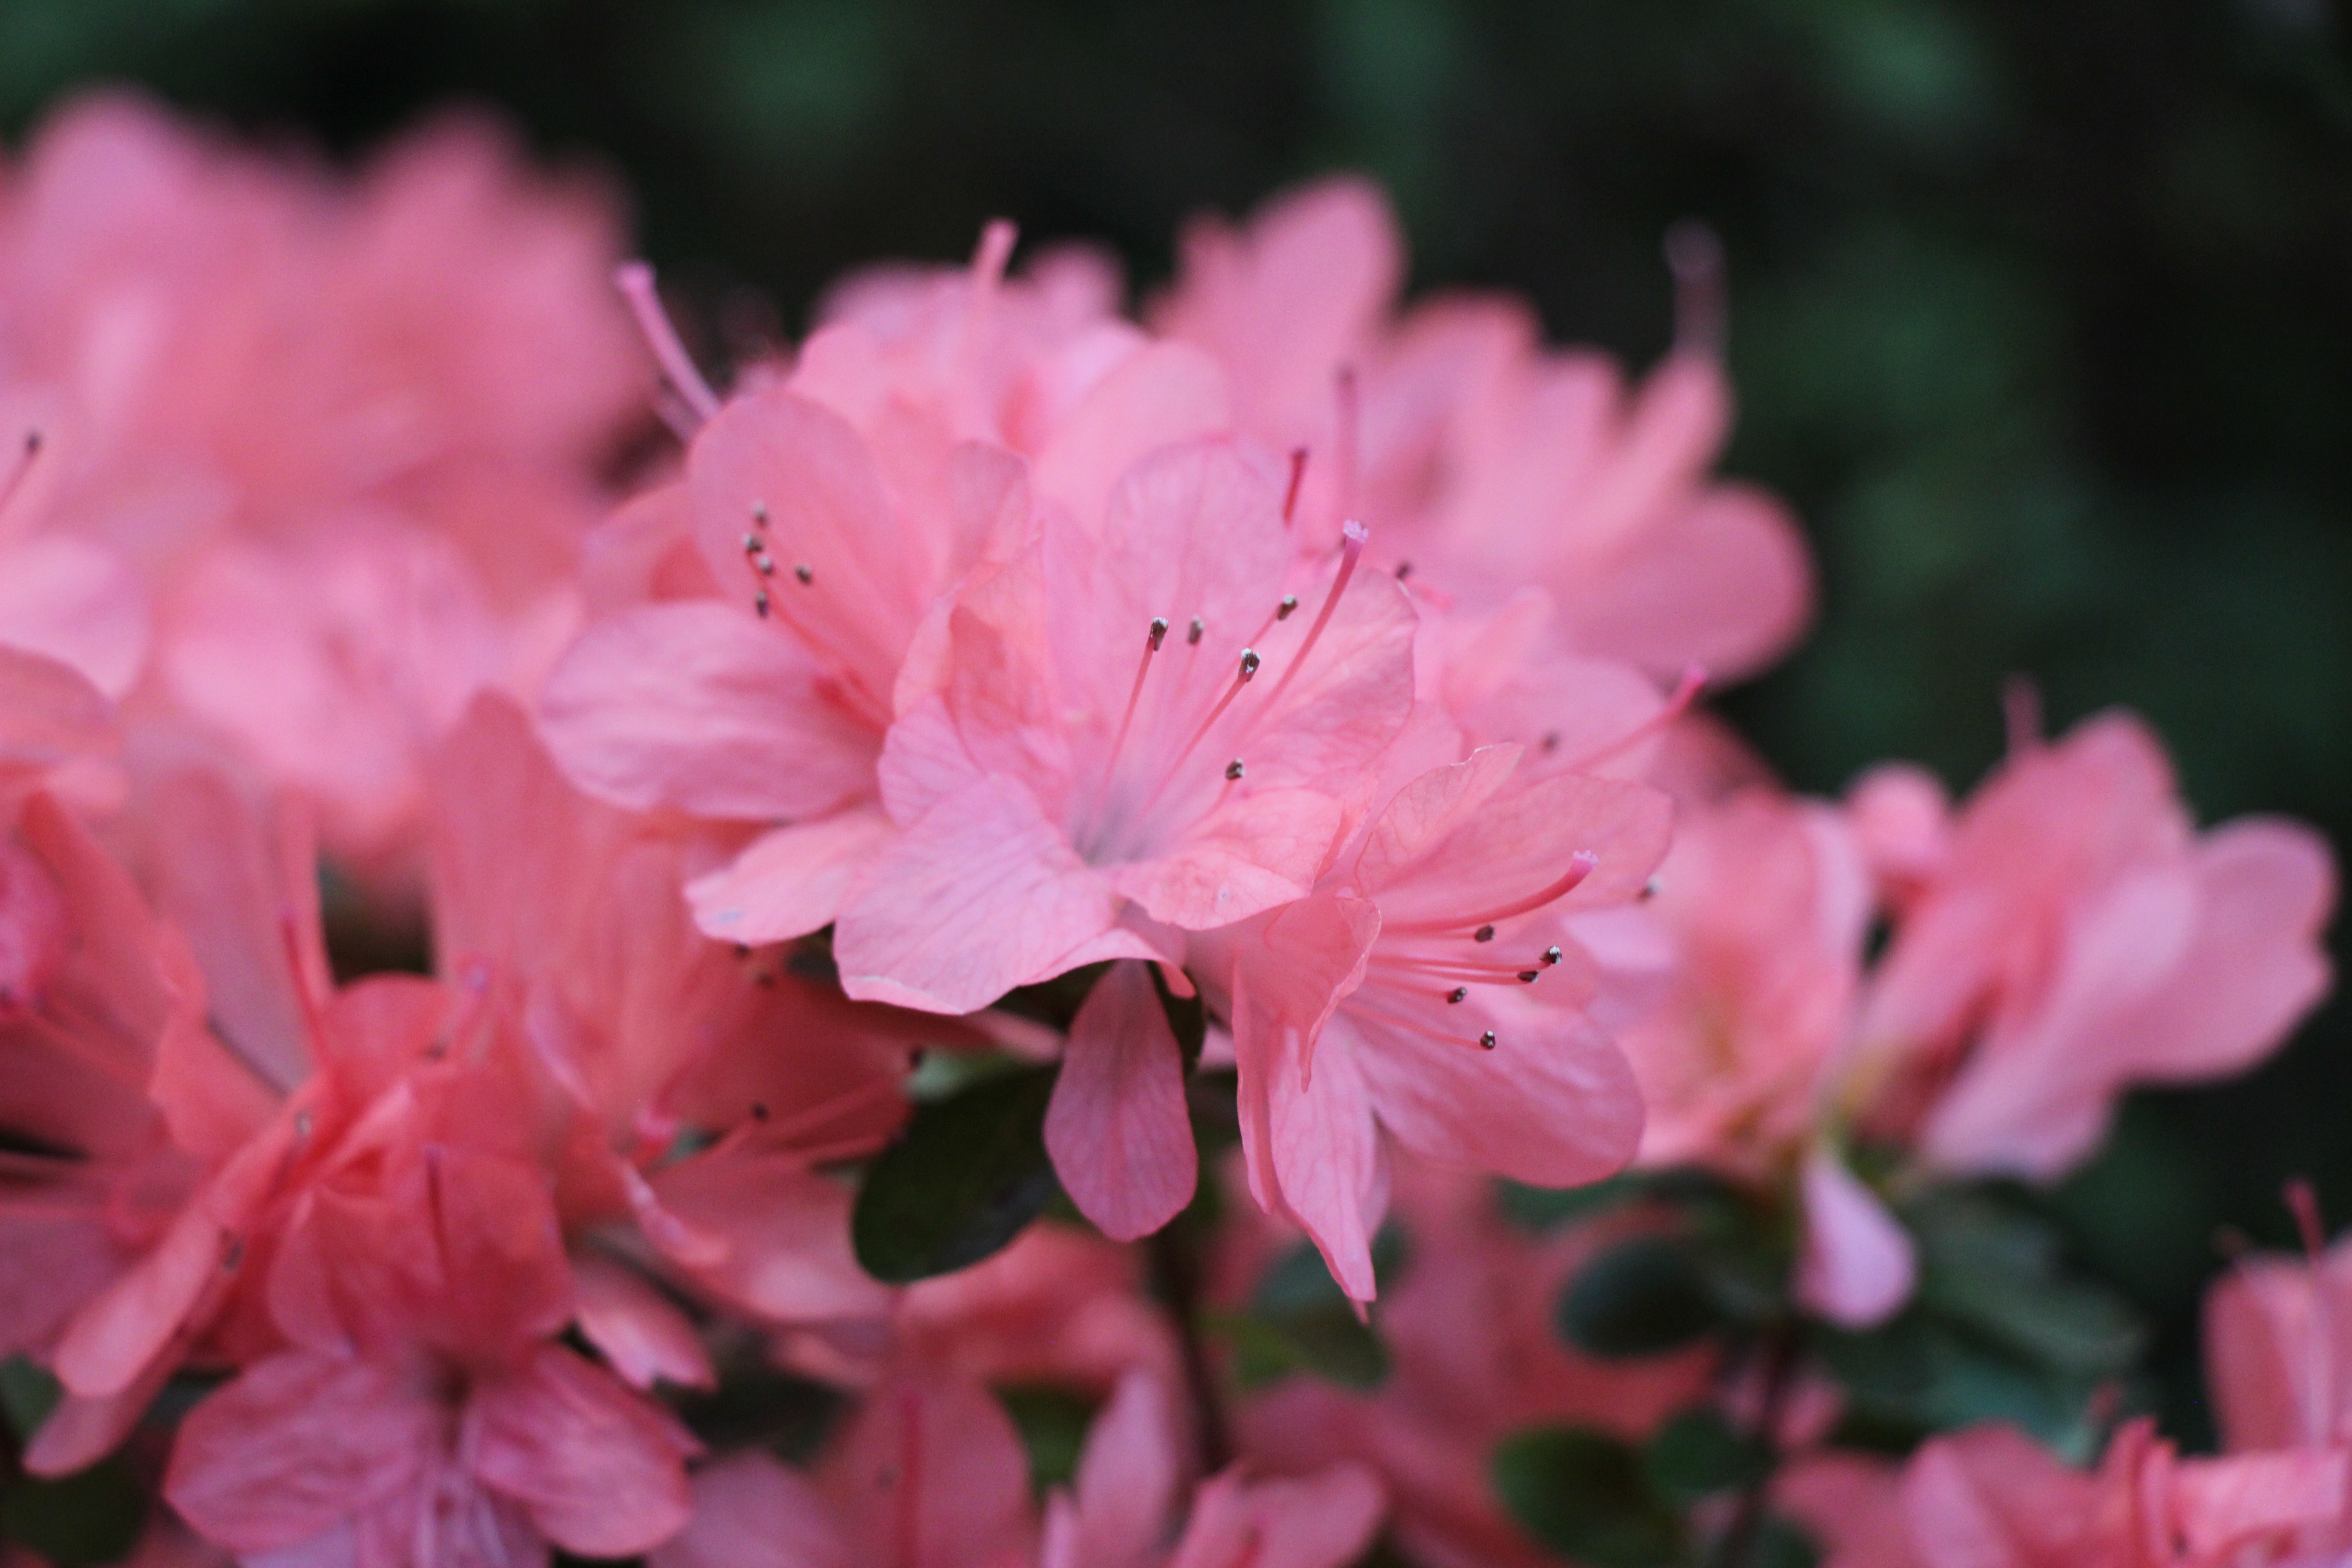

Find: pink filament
616;262;723;427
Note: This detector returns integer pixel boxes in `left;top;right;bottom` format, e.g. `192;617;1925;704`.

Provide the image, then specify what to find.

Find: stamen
1384;851;1602;936
1395;560;1412;582
1446;988;1468;1005
1664;219;1726;360
1187;617;1205;647
1258;521;1369;713
1225;760;1245;781
0;430;43;526
2284;1179;2337;1444
1479;1030;1497;1051
1334;368;1359;527
1543;945;1563;966
751;503;769;529
615;262;723;426
1282;447;1310;526
1093;617;1171;816
794;562;815;585
1239;649;1260;681
1277;595;1299;621
1564;664;1707;773
1517;970;1540;983
754;592;771;618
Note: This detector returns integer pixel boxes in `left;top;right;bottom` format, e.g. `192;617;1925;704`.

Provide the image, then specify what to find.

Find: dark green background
7;0;2345;1447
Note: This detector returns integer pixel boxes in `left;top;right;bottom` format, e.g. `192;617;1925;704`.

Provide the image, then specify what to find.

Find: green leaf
1750;1515;1823;1568
1148;963;1207;1071
1491;1426;1681;1568
1557;1237;1720;1358
997;1384;1101;1496
1643;1407;1770;1504
1;1460;145;1566
0;1356;60;1441
852;1066;1060;1283
1909;1191;2143;1377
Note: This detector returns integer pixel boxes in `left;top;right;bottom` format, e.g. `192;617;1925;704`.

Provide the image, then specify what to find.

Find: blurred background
4;0;2343;1446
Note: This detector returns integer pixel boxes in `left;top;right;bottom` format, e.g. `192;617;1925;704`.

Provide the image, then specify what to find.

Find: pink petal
650;1452;849;1568
645;1147;894;1326
821;1376;1036;1568
1068;1372;1181;1568
2172;1447;2348;1557
1225;891;1380;1220
834;774;1138;1014
1267;1016;1383;1302
0;646;115;785
1045;961;1198;1242
165;1352;435;1553
1351;1000;1644;1191
470;1344;700;1558
1029;342;1231;527
1794;1147;1917;1329
537;602;878;820
687;808;897;945
1112;785;1340;929
1168;1465;1387;1568
0;535;147;698
573;1253;715;1391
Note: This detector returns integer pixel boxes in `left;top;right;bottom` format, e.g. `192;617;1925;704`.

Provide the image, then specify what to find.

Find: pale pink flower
1231;1159;1713;1568
1153;177;1812;682
164;1136;697;1568
655;1370;1382;1568
1852;712;2337;1181
1896;1419;2346;1568
1204;742;1666;1298
829;438;1416;1016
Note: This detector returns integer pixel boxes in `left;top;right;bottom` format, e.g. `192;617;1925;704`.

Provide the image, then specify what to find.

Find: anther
1446;987;1468;1005
1395;560;1413;581
742;533;762;553
754;592;771;618
1518;970;1540;984
1474;925;1496;943
1642;877;1661;901
1187;617;1205;646
793;562;814;585
751;503;769;528
755;555;776;575
1148;617;1170;651
1225;760;1246;781
1239;649;1260;680
1478;1030;1498;1051
750;1102;770;1122
1277;595;1299;621
1541;731;1561;754
1543;945;1563;966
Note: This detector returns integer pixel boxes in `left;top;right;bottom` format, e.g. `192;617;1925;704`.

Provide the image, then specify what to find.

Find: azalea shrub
0;93;2342;1568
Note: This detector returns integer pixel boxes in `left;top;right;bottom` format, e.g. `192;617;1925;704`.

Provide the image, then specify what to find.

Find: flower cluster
0;95;2337;1568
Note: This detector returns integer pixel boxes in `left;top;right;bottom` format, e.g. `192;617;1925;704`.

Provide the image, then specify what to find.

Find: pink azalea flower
1852;712;2337;1181
164;1133;697;1568
1230;1159;1713;1568
830;438;1416;1016
2204;1195;2352;1455
1153;177;1813;683
654;1369;1382;1568
1896;1419;2346;1568
544;228;1234;951
1202;742;1666;1298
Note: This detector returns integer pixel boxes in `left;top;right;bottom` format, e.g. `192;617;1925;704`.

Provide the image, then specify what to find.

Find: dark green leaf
0;1357;59;1441
1218;1301;1391;1391
1148;964;1207;1071
1;1460;145;1566
1643;1407;1770;1504
1909;1192;2143;1377
1750;1515;1823;1568
852;1066;1059;1283
997;1384;1101;1496
1557;1237;1720;1357
1491;1426;1681;1568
